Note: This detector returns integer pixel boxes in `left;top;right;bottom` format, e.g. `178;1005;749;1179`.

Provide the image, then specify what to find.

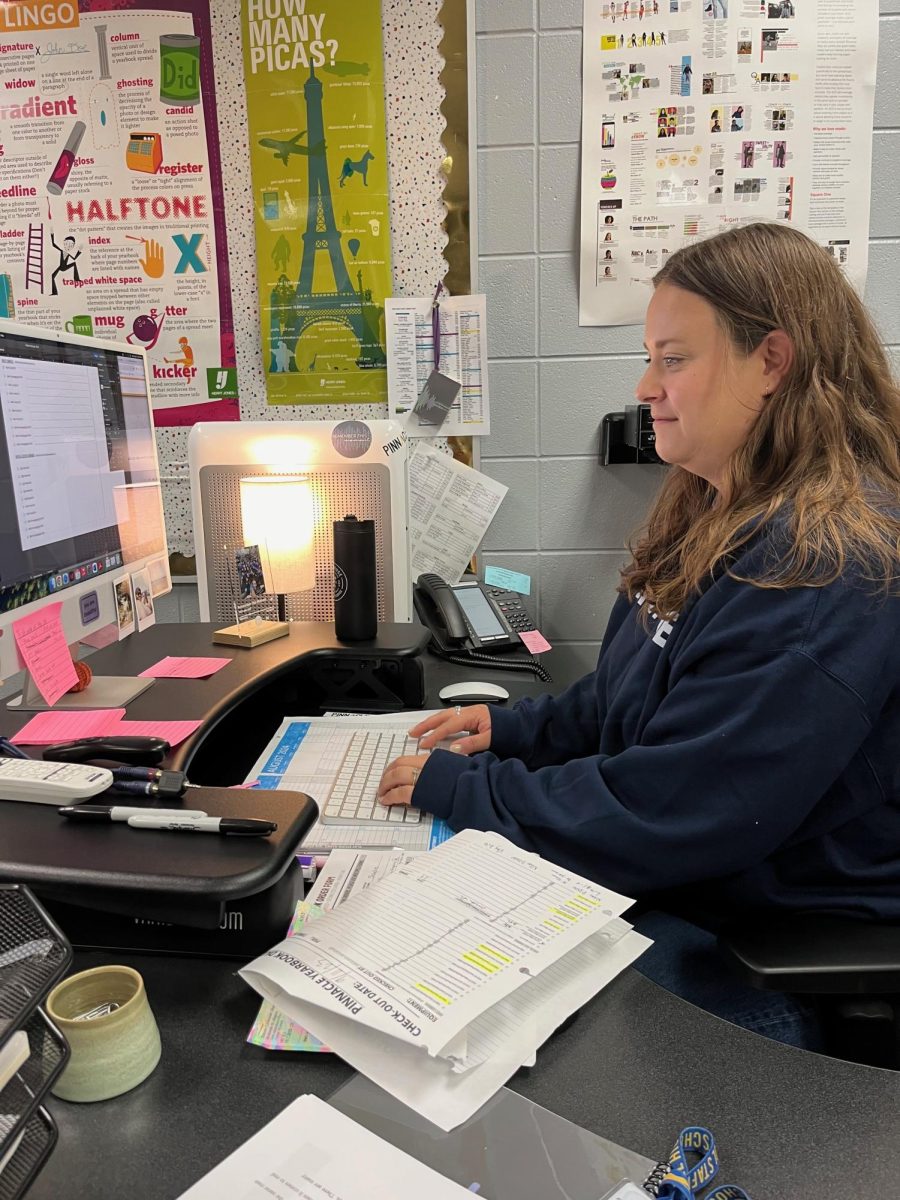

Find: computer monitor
0;318;170;707
189;420;411;626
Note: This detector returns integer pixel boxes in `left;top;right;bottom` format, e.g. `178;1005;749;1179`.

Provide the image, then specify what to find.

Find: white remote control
0;758;113;805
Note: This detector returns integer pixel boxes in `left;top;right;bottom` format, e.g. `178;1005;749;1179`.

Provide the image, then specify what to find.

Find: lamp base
212;620;290;648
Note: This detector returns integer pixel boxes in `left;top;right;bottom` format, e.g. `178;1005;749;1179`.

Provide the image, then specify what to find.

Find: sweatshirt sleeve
415;640;876;896
488;669;602;767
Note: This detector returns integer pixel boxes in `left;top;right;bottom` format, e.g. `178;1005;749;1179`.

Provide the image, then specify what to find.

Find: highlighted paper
247;850;422;1052
139;656;232;680
12;709;127;745
241;831;648;1130
12;603;78;707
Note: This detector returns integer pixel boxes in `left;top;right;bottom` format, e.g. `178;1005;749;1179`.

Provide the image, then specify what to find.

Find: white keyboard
320;727;422;825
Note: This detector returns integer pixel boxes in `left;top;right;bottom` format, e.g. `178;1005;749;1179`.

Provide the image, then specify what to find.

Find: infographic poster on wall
578;0;878;326
242;0;392;404
0;0;237;425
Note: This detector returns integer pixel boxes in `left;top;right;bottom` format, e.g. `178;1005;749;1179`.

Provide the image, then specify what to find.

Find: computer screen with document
0;319;169;682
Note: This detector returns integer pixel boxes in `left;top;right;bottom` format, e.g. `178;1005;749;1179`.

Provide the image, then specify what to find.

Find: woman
378;222;900;1047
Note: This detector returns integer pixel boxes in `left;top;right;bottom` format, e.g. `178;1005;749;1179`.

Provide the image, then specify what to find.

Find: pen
127;815;276;837
60;805;208;822
431;279;444;370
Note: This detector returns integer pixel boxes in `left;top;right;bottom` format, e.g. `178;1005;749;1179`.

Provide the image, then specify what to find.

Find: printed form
386;293;490;437
178;1093;477;1199
247;848;423;1052
408;441;508;584
240;830;650;1129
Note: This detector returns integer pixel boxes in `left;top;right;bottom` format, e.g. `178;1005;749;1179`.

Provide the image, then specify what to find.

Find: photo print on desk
235;545;267;600
131;567;156;632
114;576;136;640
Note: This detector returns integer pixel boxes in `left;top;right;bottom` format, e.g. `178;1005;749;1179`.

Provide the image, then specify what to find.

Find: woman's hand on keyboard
377;752;433;809
411;705;492;755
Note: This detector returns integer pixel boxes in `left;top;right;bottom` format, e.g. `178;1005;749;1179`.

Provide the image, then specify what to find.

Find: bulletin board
157;0;455;555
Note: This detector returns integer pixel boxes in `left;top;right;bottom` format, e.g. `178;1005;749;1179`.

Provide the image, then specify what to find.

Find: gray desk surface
30;950;900;1200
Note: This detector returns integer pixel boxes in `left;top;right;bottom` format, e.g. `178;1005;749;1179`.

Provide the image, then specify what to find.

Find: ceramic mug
46;965;161;1102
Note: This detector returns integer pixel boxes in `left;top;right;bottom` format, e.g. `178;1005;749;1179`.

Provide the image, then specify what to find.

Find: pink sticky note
12;603;79;707
520;629;553;655
114;720;203;748
12;709;127;746
138;656;232;680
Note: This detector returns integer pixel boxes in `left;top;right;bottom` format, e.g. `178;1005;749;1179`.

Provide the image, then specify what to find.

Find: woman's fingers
377;753;430;807
416;715;473;749
408;711;447;737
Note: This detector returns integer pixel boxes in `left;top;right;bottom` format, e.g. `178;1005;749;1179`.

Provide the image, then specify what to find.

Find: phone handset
414;573;469;645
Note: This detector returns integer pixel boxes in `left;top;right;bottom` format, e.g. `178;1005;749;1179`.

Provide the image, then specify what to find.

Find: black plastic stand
301;623;429;712
37;867;304;960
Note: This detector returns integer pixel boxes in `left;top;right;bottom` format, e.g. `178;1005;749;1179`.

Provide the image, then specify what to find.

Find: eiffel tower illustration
268;65;386;375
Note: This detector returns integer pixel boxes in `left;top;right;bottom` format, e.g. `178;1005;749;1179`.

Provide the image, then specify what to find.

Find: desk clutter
240;829;651;1132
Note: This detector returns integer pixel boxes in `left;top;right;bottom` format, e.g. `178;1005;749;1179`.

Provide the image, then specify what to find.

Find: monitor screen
0;321;168;672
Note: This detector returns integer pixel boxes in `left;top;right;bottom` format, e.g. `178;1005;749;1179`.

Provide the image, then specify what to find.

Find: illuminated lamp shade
239;475;316;596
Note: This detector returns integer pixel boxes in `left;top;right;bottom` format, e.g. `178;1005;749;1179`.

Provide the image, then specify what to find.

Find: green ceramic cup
46;965;161;1103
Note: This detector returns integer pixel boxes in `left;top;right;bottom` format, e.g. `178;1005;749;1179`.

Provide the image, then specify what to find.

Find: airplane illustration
258;130;324;165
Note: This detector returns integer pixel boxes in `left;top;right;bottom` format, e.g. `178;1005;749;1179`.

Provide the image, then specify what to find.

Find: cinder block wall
475;0;900;685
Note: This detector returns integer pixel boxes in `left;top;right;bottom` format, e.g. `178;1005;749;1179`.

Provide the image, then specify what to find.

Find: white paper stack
240;830;651;1130
178;1093;480;1199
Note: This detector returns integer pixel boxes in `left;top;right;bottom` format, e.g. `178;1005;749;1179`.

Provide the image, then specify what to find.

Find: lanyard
650;1127;752;1200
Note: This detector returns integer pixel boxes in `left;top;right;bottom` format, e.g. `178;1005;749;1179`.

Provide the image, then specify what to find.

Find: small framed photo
146;554;171;598
114;575;135;640
235;544;267;599
131;567;156;631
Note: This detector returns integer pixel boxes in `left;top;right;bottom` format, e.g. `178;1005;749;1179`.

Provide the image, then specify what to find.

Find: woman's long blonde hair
621;222;900;618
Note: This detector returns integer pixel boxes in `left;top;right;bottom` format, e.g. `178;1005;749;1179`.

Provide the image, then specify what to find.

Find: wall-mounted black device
600;404;663;465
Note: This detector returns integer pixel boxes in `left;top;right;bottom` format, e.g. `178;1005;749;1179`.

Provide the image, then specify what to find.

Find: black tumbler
333;514;377;641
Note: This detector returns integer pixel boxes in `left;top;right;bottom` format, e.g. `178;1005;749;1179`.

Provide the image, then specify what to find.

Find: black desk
4;625;900;1198
28;953;900;1200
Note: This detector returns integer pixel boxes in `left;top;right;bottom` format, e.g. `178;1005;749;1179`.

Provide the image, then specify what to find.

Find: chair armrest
718;914;900;994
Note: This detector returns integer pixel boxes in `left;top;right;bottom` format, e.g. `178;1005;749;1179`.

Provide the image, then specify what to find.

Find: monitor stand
7;669;154;712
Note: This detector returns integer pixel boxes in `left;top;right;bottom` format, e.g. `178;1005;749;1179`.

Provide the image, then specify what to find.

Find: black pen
126;814;276;837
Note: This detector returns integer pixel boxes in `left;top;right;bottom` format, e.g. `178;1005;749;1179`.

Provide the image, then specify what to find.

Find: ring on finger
454;705;462;716
411;766;420;784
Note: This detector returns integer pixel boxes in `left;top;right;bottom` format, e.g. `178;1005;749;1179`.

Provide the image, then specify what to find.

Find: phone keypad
487;588;536;636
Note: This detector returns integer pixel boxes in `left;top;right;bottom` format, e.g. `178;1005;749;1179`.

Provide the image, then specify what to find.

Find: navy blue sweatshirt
417;533;900;924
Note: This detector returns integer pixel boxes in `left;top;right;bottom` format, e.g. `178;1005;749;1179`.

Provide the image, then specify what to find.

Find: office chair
718;914;900;1068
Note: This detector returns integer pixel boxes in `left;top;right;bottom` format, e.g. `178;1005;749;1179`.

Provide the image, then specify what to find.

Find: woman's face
636;283;771;489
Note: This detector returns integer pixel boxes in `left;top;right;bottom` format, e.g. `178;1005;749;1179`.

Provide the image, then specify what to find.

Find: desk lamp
213;475;316;647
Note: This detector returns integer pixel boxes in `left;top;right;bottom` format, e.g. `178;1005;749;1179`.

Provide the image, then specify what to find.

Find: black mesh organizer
0;885;72;1200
